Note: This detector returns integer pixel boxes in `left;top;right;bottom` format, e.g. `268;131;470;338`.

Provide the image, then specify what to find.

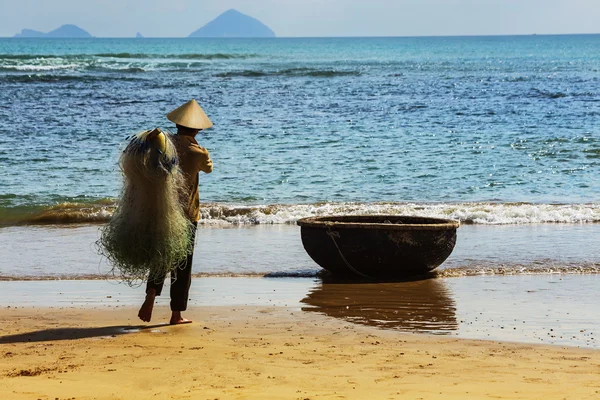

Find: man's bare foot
138;291;156;322
170;318;192;325
170;311;192;325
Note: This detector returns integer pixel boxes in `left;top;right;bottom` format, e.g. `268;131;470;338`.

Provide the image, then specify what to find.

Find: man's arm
189;144;213;173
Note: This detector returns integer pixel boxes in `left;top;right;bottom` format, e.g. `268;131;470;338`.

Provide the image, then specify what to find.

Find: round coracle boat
297;215;459;280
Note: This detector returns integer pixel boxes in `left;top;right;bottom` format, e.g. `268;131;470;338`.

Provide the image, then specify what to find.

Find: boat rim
297;215;460;231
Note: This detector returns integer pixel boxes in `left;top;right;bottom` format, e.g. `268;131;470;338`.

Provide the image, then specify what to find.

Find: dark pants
146;222;197;312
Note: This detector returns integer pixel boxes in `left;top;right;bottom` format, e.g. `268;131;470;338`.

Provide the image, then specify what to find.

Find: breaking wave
1;200;599;227
0;52;260;75
0;199;115;227
0;74;148;83
198;202;600;225
0;52;259;60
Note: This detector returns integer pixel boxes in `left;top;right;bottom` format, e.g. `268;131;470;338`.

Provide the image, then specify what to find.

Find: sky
1;0;599;38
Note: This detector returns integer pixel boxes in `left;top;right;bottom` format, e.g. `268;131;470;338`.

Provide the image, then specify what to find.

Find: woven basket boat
297;215;459;280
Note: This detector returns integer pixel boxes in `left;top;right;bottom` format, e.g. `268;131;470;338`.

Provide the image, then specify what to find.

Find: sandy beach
1;305;599;400
1;224;600;399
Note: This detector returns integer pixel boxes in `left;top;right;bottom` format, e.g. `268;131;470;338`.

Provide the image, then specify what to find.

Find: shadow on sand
0;324;167;344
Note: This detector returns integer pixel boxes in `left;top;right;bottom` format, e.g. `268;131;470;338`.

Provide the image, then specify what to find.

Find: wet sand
1;305;599;400
0;274;599;348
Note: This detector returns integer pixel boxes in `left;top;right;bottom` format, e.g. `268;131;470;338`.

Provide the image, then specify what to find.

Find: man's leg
169;252;193;324
138;275;166;322
170;223;197;324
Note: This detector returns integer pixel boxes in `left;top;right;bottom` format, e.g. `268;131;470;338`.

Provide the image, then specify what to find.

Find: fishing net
97;129;193;286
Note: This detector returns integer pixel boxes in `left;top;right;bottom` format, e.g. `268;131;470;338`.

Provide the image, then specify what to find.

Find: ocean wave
215;68;361;78
198;202;600;225
95;52;259;60
2;61;360;77
1;62;219;74
0;74;147;83
0;64;150;73
530;88;569;99
0;53;259;60
85;65;147;73
1;200;599;227
1;63;81;72
0;200;115;227
0;52;258;74
0;54;88;60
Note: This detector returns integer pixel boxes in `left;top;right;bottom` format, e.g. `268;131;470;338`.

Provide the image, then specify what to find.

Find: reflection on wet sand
301;279;457;334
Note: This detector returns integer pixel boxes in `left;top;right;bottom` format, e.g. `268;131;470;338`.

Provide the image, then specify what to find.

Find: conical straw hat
167;99;213;130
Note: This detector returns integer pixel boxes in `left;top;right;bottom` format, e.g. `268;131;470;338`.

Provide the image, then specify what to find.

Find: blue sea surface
0;36;599;224
3;37;600;351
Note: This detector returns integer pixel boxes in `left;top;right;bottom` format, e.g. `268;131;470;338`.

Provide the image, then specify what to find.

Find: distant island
14;24;92;38
11;10;274;39
189;9;275;38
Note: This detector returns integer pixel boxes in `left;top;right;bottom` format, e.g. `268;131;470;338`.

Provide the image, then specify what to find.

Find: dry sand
0;306;599;400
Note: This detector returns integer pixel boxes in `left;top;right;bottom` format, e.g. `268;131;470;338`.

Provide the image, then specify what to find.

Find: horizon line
3;32;600;39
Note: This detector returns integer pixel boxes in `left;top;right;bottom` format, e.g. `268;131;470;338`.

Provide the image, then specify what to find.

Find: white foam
11;63;80;71
198;202;600;225
437;263;600;277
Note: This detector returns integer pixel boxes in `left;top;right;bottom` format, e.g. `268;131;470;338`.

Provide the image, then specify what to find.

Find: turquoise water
0;36;599;225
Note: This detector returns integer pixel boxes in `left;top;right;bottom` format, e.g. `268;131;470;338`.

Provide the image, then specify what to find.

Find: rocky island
14;24;92;38
189;9;275;38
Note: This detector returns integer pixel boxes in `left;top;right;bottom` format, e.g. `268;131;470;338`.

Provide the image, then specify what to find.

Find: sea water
1;36;600;348
0;36;599;223
0;35;599;274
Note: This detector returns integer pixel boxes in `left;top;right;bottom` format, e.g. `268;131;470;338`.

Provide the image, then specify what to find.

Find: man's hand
205;159;213;173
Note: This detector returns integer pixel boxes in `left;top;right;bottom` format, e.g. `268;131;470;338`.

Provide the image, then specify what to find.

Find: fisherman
138;99;214;325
